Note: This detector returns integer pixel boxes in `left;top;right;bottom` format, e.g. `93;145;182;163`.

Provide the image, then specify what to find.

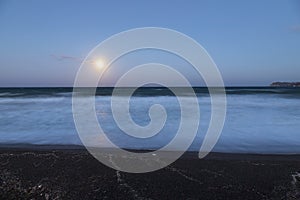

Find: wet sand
0;146;299;200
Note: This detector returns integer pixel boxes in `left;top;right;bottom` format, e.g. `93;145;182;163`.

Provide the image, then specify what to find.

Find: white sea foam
0;92;24;97
0;97;66;103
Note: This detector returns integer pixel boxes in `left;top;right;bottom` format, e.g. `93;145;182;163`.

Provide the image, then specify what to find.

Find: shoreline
0;144;300;159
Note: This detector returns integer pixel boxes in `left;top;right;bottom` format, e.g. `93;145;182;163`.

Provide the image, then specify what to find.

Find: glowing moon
94;59;105;69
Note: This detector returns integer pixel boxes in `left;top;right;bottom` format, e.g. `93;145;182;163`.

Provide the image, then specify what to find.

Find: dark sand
0;146;299;200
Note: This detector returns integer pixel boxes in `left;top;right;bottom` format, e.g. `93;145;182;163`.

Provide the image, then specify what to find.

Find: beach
0;146;299;200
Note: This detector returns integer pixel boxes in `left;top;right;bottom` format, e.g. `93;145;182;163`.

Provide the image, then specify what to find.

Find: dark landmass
0;148;299;200
270;82;300;87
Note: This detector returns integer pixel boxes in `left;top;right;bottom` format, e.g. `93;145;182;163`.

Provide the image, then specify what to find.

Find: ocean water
0;87;299;154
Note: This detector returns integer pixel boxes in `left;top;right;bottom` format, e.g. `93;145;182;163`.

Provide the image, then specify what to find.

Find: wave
0;87;299;98
0;92;25;97
0;97;67;103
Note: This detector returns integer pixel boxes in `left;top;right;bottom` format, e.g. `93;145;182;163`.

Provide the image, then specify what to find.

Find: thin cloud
51;54;83;62
290;25;300;32
51;54;99;65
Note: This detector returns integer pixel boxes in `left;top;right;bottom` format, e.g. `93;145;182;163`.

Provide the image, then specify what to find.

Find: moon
94;59;105;69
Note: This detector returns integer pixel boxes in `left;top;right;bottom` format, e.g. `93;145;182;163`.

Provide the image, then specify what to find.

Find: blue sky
0;0;299;86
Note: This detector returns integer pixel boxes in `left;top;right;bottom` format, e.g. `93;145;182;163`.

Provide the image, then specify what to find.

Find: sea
0;87;299;154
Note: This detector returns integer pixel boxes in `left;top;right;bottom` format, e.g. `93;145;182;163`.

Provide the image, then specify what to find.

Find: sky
0;0;299;86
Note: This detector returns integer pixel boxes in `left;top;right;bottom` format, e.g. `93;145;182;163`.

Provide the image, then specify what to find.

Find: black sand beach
0;146;299;200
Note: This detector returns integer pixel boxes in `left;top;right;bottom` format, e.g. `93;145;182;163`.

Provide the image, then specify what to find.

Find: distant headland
270;82;300;87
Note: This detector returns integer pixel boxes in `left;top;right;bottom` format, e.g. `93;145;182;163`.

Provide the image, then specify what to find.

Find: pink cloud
290;25;300;32
51;54;83;62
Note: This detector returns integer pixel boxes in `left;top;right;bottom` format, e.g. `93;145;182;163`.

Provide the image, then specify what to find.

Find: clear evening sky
0;0;299;87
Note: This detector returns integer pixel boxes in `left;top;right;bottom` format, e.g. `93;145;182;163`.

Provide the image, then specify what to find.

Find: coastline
0;146;299;199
